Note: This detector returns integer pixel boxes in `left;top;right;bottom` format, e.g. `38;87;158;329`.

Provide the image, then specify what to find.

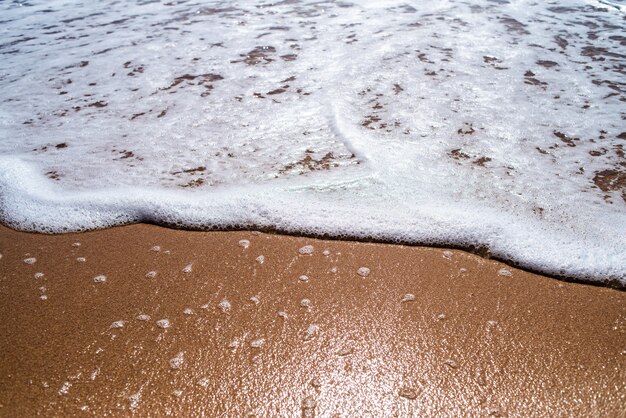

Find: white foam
156;319;170;329
218;299;231;313
357;267;371;278
250;338;266;348
0;0;624;283
93;275;106;283
110;320;125;329
169;352;184;369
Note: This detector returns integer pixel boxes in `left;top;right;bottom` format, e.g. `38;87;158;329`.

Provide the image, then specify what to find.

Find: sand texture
0;224;624;416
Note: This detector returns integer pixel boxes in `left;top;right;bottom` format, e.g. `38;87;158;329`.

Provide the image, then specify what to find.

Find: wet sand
0;224;624;416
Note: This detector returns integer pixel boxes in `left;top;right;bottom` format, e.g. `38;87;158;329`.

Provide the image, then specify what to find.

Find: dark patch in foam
593;169;626;202
500;17;529;35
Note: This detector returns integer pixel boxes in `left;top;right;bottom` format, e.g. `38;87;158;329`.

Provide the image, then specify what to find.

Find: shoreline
0;223;624;416
3;221;624;290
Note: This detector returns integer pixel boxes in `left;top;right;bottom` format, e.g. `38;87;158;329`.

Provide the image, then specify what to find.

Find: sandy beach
0;224;623;416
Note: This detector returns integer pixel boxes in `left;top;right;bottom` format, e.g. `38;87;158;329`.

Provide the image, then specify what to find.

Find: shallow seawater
0;0;624;281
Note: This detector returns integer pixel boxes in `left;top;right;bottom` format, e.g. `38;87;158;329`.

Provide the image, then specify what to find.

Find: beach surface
0;224;623;416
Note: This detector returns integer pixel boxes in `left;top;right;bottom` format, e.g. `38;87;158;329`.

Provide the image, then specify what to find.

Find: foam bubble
255;255;265;264
299;245;315;255
76;257;86;263
136;314;151;321
298;275;309;282
23;257;36;265
156;319;170;329
238;239;250;249
300;298;312;308
145;271;157;279
182;263;193;273
304;324;319;341
218;299;231;313
58;382;71;396
169;352;184;369
401;293;415;303
183;308;194;315
498;268;513;277
93;275;106;283
129;393;141;410
34;272;44;279
110;320;125;329
250;338;265;348
357;267;371;277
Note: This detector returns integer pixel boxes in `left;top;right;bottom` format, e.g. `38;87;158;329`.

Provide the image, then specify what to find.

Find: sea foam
0;0;624;283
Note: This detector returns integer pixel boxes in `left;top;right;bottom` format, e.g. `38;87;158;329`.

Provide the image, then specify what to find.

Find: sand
0;223;624;416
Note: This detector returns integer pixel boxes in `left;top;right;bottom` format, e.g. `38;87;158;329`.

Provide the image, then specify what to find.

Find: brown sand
0;224;624;416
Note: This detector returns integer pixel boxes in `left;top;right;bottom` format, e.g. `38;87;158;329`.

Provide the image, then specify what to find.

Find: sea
0;0;624;282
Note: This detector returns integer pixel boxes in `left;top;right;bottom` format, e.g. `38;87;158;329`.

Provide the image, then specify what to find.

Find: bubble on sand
255;255;265;264
23;257;36;265
299;245;314;255
300;298;311;308
58;382;71;396
183;308;194;315
298;275;309;282
182;263;193;273
250;338;265;348
322;250;330;256
228;340;240;349
238;239;250;249
200;302;210;309
157;319;170;329
76;257;86;262
173;390;183;397
136;314;151;321
357;267;370;277
129;393;141;410
401;293;415;303
93;275;106;283
72;242;81;247
250;295;260;305
459;268;468;273
442;250;453;260
498;268;512;277
437;313;447;321
34;272;44;279
197;377;210;388
145;271;157;278
169;352;184;369
110;320;125;329
80;406;89;411
330;266;338;274
304;323;319;341
40;295;48;301
150;246;161;252
277;311;288;319
218;299;231;313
